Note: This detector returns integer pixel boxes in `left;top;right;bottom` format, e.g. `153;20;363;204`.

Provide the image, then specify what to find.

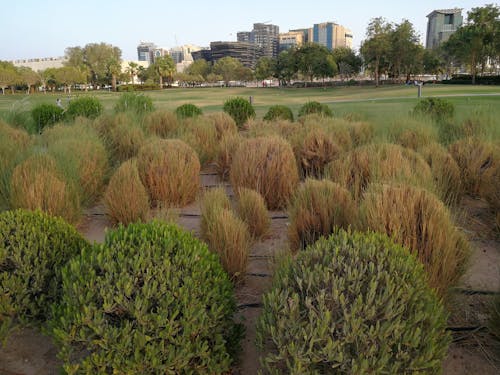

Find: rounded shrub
31;103;64;132
104;159;150;225
206;112;238;140
178;117;218;166
361;183;469;296
0;209;88;340
215;134;242;181
298;101;333;118
10;154;80;223
143;110;179;138
200;187;232;240
297;128;341;178
49;221;242;374
235;188;270;239
263;105;294;122
223;97;256;129
257;229;450;374
288;179;356;252
138;139;200;206
230;136;299;210
388;118;438;151
175;103;203;119
114;92;154;115
412;97;454;122
65;96;103;120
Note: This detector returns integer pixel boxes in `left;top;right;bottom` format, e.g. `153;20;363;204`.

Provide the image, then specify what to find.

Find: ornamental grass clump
388;118;438;151
0;209;88;341
215;134;243;181
361;183;469;296
49;221;242;374
348;121;374;146
143;110;179;138
178;117;218;166
297;128;341;178
114;92;154;115
10;154;80;223
138;139;200;206
257;229;450;374
200;187;232;240
288;179;356;252
104;159;150;225
230;136;299;210
235;188;270;240
206;112;238;140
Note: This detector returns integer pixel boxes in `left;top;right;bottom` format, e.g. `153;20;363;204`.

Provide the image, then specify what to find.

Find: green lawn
1;84;499;138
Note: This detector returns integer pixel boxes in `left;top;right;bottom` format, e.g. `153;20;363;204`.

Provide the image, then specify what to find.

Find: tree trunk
112;74;117;92
375;58;380;87
159;75;163;89
1;87;4;95
68;85;71;94
471;55;477;85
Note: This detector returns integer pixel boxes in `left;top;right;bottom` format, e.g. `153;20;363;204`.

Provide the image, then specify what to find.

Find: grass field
1;84;500;138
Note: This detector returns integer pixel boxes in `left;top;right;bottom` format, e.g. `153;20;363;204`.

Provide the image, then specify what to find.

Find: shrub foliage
175;103;203;119
298;101;333;118
223;97;255;129
263;105;294;122
65;97;103;119
31;103;64;132
412;97;454;121
257;230;450;374
114;92;154;115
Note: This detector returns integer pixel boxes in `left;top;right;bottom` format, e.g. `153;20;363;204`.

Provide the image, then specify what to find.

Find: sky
0;0;493;61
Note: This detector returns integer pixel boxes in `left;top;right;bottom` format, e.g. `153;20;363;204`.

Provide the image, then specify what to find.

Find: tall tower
426;9;463;49
252;23;279;58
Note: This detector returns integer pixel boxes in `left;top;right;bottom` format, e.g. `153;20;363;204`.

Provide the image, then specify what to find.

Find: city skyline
0;0;489;61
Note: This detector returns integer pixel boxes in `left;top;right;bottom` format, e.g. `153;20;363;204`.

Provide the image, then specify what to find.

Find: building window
444;14;454;25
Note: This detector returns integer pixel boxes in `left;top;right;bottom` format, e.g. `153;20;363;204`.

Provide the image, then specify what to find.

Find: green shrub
412;97;454;122
223;97;255;129
257;229;450;374
263;105;294;122
175;103;203;119
0;209;88;341
50;221;242;374
31;104;64;133
298;101;333;118
114;92;154;115
65;97;103;120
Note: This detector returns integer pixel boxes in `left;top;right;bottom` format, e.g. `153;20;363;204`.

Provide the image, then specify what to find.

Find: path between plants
0;171;499;374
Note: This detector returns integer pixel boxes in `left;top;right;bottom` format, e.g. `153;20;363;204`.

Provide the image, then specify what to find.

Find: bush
143;110;179;138
297;128;341;178
137;139;200;206
477;146;500;218
298;101;333;118
288;179;356;252
200;187;232;240
50;221;242;374
215;134;242;181
114;92;154;115
0;209;88;341
10;154;80;223
178;117;218;166
361;184;469;296
31;103;64;133
175;103;203;119
412;97;454;122
230;136;299;210
223;97;255;129
235;188;270;239
104;159;150;225
348;121;374;146
263;105;294;122
206;112;238;140
257;229;450;374
388;118;438;151
65;96;103;120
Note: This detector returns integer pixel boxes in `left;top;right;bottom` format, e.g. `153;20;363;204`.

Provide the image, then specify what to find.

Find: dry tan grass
449;137;498;197
388;119;438;151
200;187;231;240
206;112;238;140
203;208;251;283
104;159;150;225
477;145;500;218
246;119;300;140
214;134;243;181
143;110;179;138
298;128;341;178
419;142;463;205
178;117;218;166
10;154;80;223
137;139;200;206
347;121;374;146
109;120;146;163
230;136;299;210
235;188;270;239
328;143;434;201
361;183;469;296
300;115;353;152
288;179;356;252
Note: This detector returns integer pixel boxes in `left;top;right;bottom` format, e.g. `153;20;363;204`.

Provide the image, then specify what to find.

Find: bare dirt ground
1;172;499;374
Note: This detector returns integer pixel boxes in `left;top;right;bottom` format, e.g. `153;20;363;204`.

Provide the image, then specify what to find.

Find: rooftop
427;8;462;17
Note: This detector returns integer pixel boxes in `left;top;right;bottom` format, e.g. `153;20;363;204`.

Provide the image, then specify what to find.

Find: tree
255;57;274;81
272;50;297;86
360;17;392;87
185;59;210;80
17;66;40;94
294;43;333;85
389;20;423;81
0;61;18;95
423;49;445;79
332;47;362;80
213;57;243;86
106;57;122;91
125;61;139;84
151;55;176;88
53;66;86;93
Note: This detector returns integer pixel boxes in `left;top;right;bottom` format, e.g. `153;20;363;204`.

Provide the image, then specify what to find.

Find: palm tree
107;57;122;92
153;56;175;88
126;61;138;84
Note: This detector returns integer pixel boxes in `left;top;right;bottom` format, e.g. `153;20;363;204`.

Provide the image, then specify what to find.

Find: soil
1;170;499;374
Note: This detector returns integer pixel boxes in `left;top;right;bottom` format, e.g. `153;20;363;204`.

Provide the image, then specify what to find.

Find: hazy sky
0;0;491;61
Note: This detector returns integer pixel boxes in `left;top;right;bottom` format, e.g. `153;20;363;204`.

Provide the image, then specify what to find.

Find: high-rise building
426;8;463;49
279;31;305;51
210;41;263;69
312;22;353;50
237;23;279;58
237;32;254;43
137;42;156;64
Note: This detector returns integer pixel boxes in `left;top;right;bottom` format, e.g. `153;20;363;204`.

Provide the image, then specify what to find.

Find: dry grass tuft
200;187;231;239
361;183;469;296
178;117;218;166
477;145;500;220
328;143;433;201
235;188;270;239
104;159;150;225
206;112;238;140
298;128;341;178
138;139;200;206
230;136;299;210
143;110;179;138
348;121;374;146
214;134;243;181
388;119;438;151
419;142;463;205
10;154;80;223
288;179;356;252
